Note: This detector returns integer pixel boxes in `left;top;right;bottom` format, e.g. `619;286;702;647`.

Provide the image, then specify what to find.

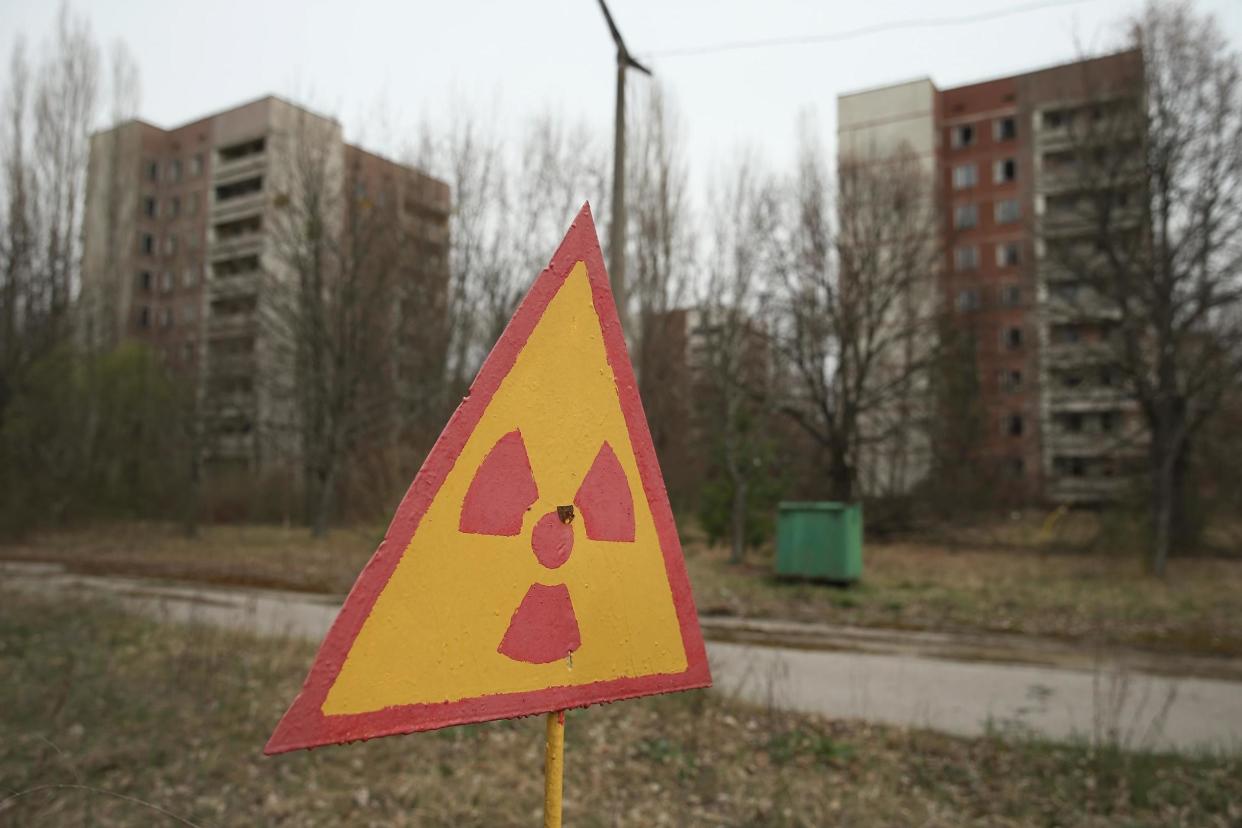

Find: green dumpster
775;502;863;583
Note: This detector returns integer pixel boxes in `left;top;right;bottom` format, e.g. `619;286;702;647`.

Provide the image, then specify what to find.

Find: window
182;342;194;361
1004;327;1023;350
1001;284;1022;306
138;306;151;328
161;271;174;292
188;192;200;216
190;154;203;177
954;246;979;271
1008;457;1025;478
183;267;197;287
143;196;157;218
140;233;155;255
997;242;1021;267
951;124;975;148
1043;109;1069;129
160;307;173;328
1064;413;1084;433
995;198;1021;224
1101;412;1116;432
1007;414;1024;437
952;164;977;189
956;288;981;311
1054;456;1087;477
146;160;159;181
169;197;180;218
1052;282;1080;303
954;203;978;229
995;117;1017;141
168;159;182;182
1052;325;1081;344
999;369;1023;391
994;158;1017;184
137;271;152;292
164;234;178;256
181;304;197;323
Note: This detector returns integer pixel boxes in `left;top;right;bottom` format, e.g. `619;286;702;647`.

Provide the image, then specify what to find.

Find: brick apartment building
838;51;1145;503
81;96;450;472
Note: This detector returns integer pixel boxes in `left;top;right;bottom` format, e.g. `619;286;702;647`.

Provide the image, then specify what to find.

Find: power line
645;0;1099;59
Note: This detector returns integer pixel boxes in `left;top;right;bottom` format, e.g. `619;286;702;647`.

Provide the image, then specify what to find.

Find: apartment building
838;51;1144;503
81;96;450;471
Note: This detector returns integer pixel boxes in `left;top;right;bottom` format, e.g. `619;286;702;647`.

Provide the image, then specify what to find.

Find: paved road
4;561;1240;754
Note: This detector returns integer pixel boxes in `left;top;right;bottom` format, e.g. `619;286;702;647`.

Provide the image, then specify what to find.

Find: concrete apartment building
81;96;450;471
838;51;1145;503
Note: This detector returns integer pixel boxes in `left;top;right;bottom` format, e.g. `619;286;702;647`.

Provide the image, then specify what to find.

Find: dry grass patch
3;520;1240;656
686;538;1242;656
2;592;1240;827
0;522;377;594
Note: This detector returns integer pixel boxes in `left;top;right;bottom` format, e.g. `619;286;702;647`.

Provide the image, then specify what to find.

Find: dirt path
4;561;1240;754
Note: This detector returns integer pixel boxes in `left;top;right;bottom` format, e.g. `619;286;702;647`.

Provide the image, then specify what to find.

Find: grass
2;591;1240;827
2;517;1241;656
685;537;1242;656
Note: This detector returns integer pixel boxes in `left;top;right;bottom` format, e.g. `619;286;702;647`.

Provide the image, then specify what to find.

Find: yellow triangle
322;263;688;715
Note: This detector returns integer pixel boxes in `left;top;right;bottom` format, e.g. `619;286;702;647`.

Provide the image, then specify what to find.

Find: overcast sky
4;0;1242;202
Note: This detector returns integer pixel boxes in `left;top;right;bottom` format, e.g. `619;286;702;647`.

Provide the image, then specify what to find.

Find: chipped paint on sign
265;204;711;754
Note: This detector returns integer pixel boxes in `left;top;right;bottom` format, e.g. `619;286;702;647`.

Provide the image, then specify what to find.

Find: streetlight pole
596;0;650;336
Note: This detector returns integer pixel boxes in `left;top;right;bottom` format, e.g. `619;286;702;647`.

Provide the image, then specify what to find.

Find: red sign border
266;204;712;754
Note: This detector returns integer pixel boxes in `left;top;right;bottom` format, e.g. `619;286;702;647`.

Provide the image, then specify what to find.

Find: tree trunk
310;459;336;539
1149;399;1194;577
729;478;748;565
828;445;853;503
1151;453;1172;578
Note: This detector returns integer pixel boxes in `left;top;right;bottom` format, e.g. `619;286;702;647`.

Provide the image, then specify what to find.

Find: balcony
210;273;261;299
209;232;265;261
1045;431;1125;456
1041;205;1143;239
208;313;257;338
1045;294;1122;323
214;152;266;184
207;352;255;377
211;433;255;459
1046;385;1131;410
212;192;265;223
1047;475;1129;504
1044;340;1115;366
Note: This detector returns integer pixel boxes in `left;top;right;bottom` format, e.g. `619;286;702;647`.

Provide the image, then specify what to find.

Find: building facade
838;51;1144;503
81;96;450;472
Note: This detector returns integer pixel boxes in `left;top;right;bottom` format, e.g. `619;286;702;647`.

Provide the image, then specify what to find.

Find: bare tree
269;111;434;536
698;154;782;563
417;107;607;394
31;3;99;347
0;38;35;414
771;135;940;503
418;107;516;392
1048;3;1242;574
0;4;100;398
626;84;696;502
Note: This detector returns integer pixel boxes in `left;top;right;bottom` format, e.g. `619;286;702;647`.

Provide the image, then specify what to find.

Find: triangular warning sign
266;204;711;754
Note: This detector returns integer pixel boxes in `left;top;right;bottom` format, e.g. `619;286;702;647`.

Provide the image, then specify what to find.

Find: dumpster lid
777;501;855;511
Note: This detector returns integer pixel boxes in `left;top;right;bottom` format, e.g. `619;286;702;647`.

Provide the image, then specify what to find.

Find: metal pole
609;54;629;334
543;710;565;828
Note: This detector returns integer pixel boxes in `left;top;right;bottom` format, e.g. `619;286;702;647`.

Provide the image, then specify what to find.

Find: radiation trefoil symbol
458;429;634;664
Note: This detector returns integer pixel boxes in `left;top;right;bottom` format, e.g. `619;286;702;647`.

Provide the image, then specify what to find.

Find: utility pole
596;0;650;336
